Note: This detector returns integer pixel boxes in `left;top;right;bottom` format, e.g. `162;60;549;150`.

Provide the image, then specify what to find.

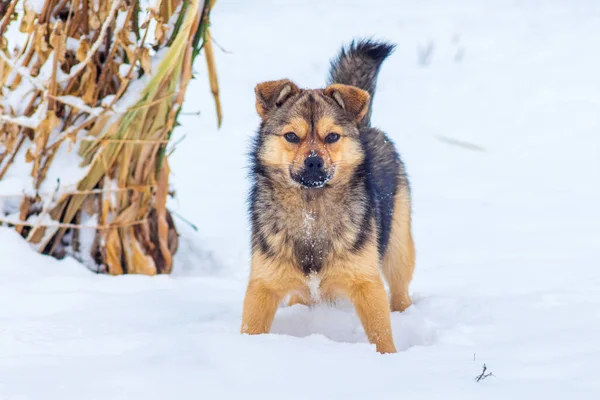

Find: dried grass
0;0;220;274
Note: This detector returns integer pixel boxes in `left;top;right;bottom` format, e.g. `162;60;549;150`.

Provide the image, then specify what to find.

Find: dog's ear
255;79;300;119
324;84;370;123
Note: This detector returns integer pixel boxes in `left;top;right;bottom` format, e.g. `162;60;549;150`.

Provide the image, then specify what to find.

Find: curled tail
327;39;395;127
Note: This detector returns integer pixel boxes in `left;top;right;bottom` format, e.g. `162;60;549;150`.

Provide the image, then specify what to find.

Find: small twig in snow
475;364;494;382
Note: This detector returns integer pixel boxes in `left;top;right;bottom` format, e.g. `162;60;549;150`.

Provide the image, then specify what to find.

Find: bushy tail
327;39;395;127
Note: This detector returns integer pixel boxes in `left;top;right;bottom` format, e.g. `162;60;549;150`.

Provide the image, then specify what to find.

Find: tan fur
324;84;370;123
315;116;343;140
242;235;397;354
255;79;300;119
287;294;311;307
315;116;364;185
382;184;415;312
260;106;364;185
241;252;305;335
281;117;310;139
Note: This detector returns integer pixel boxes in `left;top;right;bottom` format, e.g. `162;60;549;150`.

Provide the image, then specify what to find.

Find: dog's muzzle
293;155;331;188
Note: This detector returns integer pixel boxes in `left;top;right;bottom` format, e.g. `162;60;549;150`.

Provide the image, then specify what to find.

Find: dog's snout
304;155;324;171
292;155;329;188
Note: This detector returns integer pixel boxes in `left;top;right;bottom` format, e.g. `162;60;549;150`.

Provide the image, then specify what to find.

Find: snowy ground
2;0;600;398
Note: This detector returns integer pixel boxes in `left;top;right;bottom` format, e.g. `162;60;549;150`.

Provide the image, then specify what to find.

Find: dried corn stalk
0;0;221;274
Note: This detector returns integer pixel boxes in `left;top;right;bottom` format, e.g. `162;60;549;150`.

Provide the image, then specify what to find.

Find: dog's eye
284;132;300;143
325;133;340;144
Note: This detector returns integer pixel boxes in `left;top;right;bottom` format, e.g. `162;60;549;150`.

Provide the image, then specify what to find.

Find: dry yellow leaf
0;61;5;86
34;24;49;54
156;160;173;273
76;37;90;63
25;148;34;163
80;67;97;104
155;23;169;46
29;50;49;77
139;47;152;76
122;227;157;275
82;195;99;215
89;13;100;30
98;1;110;22
28;225;46;244
42;111;61;132
105;228;124;275
50;22;66;63
19;5;36;34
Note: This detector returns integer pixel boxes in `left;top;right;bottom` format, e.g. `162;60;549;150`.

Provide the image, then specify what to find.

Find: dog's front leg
347;276;397;354
240;279;281;335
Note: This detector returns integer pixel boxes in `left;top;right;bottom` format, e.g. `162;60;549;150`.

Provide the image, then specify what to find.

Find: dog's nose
304;155;324;171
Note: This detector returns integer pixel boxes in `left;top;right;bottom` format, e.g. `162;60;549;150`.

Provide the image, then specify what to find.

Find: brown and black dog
241;39;415;354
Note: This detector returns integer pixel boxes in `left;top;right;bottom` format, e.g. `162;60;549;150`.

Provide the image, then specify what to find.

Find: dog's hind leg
382;185;415;312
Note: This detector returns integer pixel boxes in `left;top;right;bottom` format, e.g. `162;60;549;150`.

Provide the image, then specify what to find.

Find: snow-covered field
2;0;600;398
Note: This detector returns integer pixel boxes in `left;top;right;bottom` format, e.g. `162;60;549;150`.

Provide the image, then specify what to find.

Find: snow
54;95;104;116
24;0;46;15
2;0;600;398
1;79;36;116
0;118;89;202
0;101;46;129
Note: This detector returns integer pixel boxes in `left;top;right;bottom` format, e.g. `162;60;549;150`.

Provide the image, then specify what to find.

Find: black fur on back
248;125;273;257
359;128;407;257
327;39;396;127
329;38;406;257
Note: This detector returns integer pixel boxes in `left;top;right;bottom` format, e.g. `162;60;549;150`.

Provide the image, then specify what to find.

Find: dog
241;39;415;354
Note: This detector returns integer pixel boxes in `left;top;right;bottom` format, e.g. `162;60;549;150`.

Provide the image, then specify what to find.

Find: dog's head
254;79;369;188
